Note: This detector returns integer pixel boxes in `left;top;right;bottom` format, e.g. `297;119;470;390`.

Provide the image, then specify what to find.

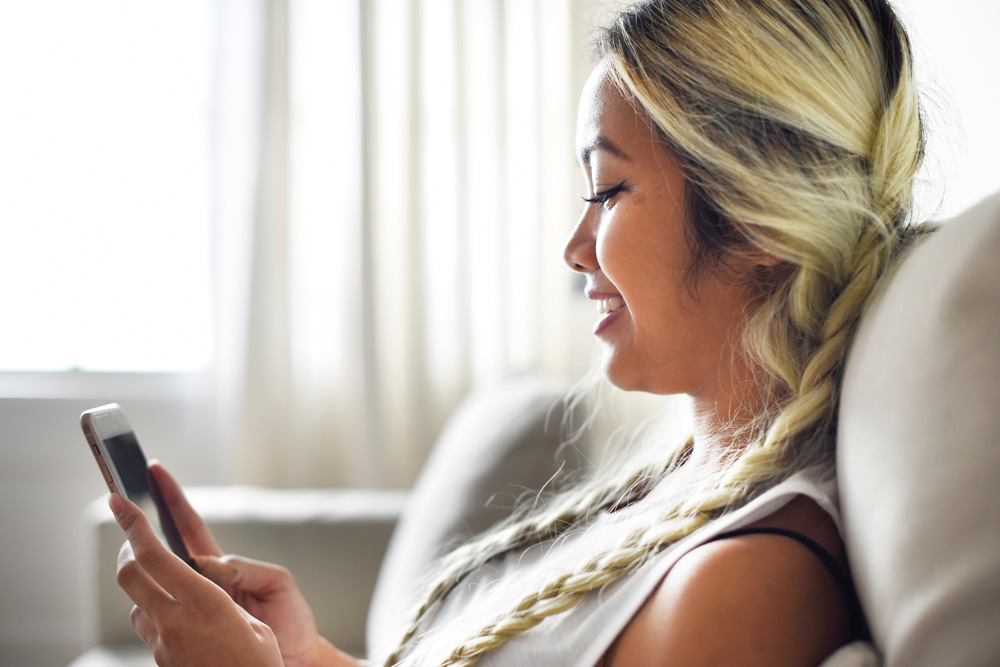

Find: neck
686;351;771;470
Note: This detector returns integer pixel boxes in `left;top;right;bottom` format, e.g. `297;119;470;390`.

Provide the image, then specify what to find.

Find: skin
112;60;851;667
112;462;358;667
565;60;779;466
568;61;852;665
605;495;852;666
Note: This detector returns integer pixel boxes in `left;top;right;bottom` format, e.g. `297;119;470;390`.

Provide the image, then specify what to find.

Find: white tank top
387;464;841;667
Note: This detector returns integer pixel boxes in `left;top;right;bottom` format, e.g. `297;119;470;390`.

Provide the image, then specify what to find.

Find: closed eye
582;180;628;205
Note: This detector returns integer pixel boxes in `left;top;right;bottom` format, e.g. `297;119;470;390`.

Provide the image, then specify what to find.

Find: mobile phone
81;403;194;567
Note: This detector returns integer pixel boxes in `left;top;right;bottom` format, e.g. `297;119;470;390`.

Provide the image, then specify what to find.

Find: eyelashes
582;180;628;206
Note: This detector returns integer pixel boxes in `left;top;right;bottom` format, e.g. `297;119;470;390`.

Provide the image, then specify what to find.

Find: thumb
193;554;241;595
195;554;292;598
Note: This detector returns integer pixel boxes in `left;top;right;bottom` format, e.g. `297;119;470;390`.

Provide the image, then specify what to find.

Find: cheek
594;221;621;274
594;207;645;279
598;211;684;303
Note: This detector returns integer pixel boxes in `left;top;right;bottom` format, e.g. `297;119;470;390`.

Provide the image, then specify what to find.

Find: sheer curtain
212;0;604;489
207;0;999;490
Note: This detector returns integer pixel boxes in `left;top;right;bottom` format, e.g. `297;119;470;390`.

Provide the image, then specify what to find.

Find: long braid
383;453;679;665
440;510;716;666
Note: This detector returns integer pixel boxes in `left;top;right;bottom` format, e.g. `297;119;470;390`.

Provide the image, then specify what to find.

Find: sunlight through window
0;1;213;371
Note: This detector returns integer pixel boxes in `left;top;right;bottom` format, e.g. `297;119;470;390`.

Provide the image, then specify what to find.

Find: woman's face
564;62;759;398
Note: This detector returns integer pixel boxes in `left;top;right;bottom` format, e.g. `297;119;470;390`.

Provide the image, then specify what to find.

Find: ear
749;252;783;268
736;244;784;268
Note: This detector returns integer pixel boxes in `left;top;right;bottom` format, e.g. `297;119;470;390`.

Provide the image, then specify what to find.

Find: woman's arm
608;502;851;666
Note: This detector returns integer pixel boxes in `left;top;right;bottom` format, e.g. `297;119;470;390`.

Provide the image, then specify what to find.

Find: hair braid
726;1;925;504
383;457;679;665
439;509;716;666
383;512;573;665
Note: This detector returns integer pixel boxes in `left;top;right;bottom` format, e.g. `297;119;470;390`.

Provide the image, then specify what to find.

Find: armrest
83;486;406;658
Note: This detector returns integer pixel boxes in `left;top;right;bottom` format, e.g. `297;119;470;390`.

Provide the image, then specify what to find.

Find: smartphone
81;403;194;567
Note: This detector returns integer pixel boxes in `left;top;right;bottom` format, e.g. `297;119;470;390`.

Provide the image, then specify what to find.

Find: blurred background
0;0;996;664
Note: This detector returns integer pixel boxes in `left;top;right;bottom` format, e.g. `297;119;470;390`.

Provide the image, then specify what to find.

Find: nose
563;208;598;274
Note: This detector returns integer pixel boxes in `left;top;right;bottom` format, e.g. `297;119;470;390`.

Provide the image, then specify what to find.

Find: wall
0;385;223;666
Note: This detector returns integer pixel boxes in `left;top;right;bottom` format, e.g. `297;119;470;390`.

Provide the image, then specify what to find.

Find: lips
588;292;626;335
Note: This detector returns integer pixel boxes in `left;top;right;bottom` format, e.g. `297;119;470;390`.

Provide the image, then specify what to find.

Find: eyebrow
577;135;632;166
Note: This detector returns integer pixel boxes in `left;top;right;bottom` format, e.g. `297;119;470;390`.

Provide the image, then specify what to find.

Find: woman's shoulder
605;495;852;667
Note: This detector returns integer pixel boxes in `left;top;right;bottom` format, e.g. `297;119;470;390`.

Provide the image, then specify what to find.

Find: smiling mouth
597;296;625;315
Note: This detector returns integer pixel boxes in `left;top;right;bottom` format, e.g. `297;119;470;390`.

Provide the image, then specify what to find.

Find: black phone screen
104;432;150;500
102;431;193;566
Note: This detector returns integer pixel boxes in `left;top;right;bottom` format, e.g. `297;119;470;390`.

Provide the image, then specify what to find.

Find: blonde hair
386;0;925;663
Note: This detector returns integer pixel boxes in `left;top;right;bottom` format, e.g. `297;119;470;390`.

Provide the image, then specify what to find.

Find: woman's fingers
110;494;203;605
130;604;159;649
148;461;224;557
117;539;175;618
110;495;287;667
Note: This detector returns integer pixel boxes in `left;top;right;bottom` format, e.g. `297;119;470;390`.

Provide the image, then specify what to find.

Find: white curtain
211;0;605;489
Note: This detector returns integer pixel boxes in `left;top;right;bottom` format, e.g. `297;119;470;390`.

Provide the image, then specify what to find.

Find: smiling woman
566;62;769;403
380;0;926;662
100;0;938;666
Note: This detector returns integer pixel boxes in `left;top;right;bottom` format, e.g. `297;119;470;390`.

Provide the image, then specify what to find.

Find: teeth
596;296;625;315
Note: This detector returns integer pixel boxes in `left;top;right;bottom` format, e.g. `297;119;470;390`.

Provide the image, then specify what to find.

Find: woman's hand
111;493;284;667
123;464;358;667
193;553;339;667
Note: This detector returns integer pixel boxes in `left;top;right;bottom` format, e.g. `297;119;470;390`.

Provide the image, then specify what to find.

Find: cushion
838;191;1000;665
366;375;583;658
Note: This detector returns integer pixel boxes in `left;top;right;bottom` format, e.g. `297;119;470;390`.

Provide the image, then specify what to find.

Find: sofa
838;190;1000;665
70;192;1000;666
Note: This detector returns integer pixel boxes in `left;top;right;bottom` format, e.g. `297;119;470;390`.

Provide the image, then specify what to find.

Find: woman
110;0;926;664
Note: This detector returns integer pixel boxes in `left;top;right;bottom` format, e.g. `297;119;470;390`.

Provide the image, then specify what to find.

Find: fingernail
108;494;126;520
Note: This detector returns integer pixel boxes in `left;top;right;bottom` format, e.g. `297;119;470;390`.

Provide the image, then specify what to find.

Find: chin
602;354;675;395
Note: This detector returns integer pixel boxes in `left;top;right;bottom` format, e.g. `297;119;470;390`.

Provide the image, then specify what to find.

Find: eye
582;180;628;207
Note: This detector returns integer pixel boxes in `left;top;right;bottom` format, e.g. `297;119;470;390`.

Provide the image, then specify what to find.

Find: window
0;1;213;372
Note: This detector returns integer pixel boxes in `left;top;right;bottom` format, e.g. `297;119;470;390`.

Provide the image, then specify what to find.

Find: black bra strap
706;526;869;639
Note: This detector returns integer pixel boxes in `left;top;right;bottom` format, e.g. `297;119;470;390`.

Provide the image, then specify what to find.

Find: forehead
575;60;660;165
577;60;620;126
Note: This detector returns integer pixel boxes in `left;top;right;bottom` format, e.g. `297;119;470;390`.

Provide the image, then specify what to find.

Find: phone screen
83;405;194;567
104;432;150;499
